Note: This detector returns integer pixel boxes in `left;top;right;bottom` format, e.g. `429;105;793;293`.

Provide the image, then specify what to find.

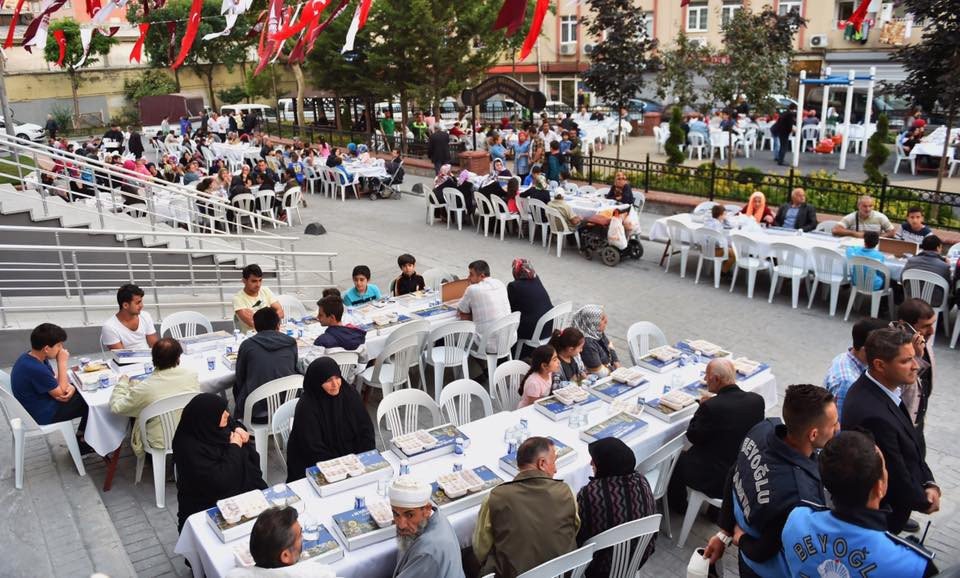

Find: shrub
863;113;890;184
665;107;685;165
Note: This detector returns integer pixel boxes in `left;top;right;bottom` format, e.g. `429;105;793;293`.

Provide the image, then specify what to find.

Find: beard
396;518;430;555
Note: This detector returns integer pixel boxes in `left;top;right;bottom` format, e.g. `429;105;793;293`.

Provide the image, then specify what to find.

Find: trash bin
641;112;662;136
459;150;489;174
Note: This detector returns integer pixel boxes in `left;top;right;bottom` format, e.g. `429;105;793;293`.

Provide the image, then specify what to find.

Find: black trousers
52;392;89;434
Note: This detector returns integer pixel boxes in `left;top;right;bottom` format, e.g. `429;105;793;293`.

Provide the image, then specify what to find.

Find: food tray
648;345;682;362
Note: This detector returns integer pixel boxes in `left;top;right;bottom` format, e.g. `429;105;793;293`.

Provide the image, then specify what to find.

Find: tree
665;106;685;165
655;30;713;111
863;113;890;184
123;69;178;102
43;19;117;126
892;0;960;193
582;0;656;164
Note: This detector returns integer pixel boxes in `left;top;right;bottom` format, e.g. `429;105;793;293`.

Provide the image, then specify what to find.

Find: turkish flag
518;0;548;61
129;22;149;63
494;0;527;36
171;0;203;69
53;29;66;66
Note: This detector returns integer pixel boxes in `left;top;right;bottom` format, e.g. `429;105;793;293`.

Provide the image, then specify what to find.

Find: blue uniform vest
782;505;931;578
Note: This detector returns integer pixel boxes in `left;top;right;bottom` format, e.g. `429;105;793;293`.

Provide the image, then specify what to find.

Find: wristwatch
715;532;733;547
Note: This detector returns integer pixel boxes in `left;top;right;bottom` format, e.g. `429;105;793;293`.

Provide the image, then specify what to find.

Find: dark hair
351;265;371;280
318;295;344;321
249;506;299;569
196;177;215;192
550;141;560;151
321;287;341;299
898;298;935;325
782;384;835;438
863;230;880;249
30;323;67;350
920;234;941;252
506;179;519;196
152;337;183;370
117;283;145;308
711;204;726;219
253;306;281;332
242;264;263;279
397;253;416;268
531;165;542;174
520;345;556;396
549;327;584;353
865;327;913;364
516;436;554;468
907;205;923;215
468;260;490;277
851;318;888;350
819;431;883;509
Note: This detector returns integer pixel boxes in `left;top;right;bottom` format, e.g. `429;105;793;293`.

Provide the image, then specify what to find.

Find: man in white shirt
457;260;510;351
101;284;159;350
234;263;285;333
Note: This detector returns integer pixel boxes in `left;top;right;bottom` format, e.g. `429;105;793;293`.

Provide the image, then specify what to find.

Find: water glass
143;361;154;375
377;478;390;499
207;356;216;371
669;372;683;392
503;425;517;444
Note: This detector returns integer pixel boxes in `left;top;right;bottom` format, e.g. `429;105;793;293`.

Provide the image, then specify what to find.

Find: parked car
0;116;45;142
544;100;574;118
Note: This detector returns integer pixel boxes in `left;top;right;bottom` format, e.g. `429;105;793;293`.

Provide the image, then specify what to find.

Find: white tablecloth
561;195;630;219
343;161;389;180
174;361;778;578
911;142;955;159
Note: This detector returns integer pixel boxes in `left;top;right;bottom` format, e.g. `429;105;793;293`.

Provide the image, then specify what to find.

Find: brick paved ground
2;174;958;577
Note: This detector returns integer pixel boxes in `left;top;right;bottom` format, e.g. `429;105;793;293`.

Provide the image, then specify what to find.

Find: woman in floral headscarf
507;258;553;359
571;305;620;376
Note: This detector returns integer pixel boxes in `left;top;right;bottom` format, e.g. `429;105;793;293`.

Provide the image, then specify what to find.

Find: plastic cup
207;356;216;371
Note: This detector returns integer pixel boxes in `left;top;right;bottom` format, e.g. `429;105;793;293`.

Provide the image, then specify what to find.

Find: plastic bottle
233;329;240;344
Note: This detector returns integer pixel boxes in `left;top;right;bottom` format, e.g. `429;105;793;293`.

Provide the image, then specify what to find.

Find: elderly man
457;260;511;349
833;195;895;238
474;436;579;578
773;188;818;232
667;359;765;513
226;506;335;577
389;477;464;578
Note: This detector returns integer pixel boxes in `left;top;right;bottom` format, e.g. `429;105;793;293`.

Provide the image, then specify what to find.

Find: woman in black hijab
285;357;375;483
506;258;553;359
576;438;657;578
172;393;266;532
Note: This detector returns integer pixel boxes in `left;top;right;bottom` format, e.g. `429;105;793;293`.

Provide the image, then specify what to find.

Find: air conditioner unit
559;43;577;55
809;34;828;48
583;43;596;55
688;38;708;47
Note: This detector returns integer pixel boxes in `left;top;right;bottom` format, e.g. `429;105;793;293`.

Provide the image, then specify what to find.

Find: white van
220;104;277;121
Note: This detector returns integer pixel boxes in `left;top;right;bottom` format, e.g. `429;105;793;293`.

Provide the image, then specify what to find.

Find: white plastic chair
382;319;432;388
231;193;259;232
527;198;551;247
438;379;493;427
361;333;423;396
197;200;228;234
952;314;960;349
516;542;596;578
422;321;476;403
590;515;662;578
243;374;304;477
625;321;668;367
709;131;731;160
677;489;722;547
844;257;894;321
160;310;213;339
847;124;866;155
637;433;685;538
255;190;276;225
469;311;521;383
633;191;646;215
901;269;952;338
808;247;848;317
515;195;534;238
321;349;363;390
760;125;773;151
801;125;820;152
491;359;529;411
276;294;308;320
136;391;198;508
270;398;298;472
545;207;581;258
729;233;771;299
333;169;359;201
894;140;916;175
767;242;810;308
0;371;86;490
693;228;729;289
514;301;573;358
491;195;523;241
279;187;303;226
443;188;468;231
375;389;441;447
475;195;496;237
815;220;841;234
664;219;694;278
692;201;717;217
426;186;445;226
422;268;457;292
686;132;706;160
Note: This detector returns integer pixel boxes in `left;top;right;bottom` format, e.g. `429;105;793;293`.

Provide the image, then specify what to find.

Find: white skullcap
389;476;431;508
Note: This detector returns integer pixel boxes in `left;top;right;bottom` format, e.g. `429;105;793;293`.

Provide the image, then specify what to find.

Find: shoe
903;518;921;533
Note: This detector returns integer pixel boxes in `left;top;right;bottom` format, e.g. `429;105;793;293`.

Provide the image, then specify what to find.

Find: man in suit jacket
427;126;451;175
841;327;941;533
668;358;766;513
773;187;818;232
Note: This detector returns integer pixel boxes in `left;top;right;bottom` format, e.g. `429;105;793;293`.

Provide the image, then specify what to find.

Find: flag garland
53;28;66;66
129;22;149;62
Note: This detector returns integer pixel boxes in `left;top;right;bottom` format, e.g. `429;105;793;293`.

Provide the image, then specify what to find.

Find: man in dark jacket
312;295;365;351
771;104;796;165
44;114;58;139
773;187;818;232
234;307;298;423
668;358;765;512
427;126;451;175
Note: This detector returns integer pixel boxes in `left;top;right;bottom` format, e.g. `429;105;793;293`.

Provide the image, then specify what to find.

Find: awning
823;50;907;85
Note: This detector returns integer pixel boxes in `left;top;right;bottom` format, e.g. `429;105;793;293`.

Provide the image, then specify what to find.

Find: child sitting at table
896;205;933;245
392;253;426;296
286;152;305;186
343;265;382;306
517;345;561;409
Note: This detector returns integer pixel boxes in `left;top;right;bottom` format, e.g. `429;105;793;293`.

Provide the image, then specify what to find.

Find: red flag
493;0;527;36
3;0;27;48
53;29;66;66
845;0;871;32
287;0;349;63
681;0;690;6
273;0;328;43
254;0;284;74
518;0;548;61
129;22;149;63
171;0;203;69
356;0;371;27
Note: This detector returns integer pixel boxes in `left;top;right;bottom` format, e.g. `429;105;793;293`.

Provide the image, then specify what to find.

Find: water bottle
568;405;581;428
503;425;517;444
399;460;410;476
454;437;464;455
233;329;240;344
519;418;529;441
668;372;683;393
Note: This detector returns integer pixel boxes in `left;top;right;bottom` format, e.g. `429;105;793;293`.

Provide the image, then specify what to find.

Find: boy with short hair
342;265;381;306
897;206;933;245
393;254;426;296
313;295;366;350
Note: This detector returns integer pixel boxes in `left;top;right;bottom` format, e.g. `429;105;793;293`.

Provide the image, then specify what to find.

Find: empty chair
135;391;198;508
663;219;695;278
438;379;493;427
729;233;771;299
901;269;952;338
545;207;581;257
491;359;529;411
514;301;573;358
587;515;662;578
692;201;717;217
844;257;894;321
197;200;228;234
231;193;259;232
709;131;731;160
361;333;423;396
808;247;849;317
693;228;729;289
425;186;445;225
242;374;304;477
515;195;534;238
625;321;668;367
633;190;646;215
375;389;441;447
276;294;308;320
255;190;277;225
686;132;706;160
767;242;810;308
380;319;431;388
526;198;551;246
491;195;523;240
516;543;597;578
637;433;685;538
470;311;521;385
443;187;468;230
160;311;213;339
422;268;457;292
279;187;303;226
475;194;496;237
422;321;476;404
270;398;298;471
815;220;840;234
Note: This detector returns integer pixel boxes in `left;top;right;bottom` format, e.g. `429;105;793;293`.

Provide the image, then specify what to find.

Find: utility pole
0;48;16;137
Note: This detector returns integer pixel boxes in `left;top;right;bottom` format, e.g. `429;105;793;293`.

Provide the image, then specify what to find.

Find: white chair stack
637;433;685;538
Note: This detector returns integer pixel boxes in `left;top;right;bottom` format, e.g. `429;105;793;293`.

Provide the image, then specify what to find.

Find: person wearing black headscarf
285;357;375;483
506;258;553;359
576;438;657;578
172;393;267;533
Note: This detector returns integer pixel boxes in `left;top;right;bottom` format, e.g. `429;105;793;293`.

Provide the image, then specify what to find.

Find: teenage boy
896;206;933;245
313;295;366;351
393;254;426;296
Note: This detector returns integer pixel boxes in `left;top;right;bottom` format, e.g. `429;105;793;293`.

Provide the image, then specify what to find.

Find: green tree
217;86;248;104
665;106;685;165
863;113;890;184
655;30;712;111
43;19;117;126
123;69;178;102
582;0;656;165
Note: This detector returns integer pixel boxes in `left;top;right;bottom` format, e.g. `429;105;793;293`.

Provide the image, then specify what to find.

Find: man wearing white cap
389;476;465;578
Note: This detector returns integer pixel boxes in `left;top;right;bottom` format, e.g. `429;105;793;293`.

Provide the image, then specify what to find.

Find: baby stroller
368;157;404;200
579;223;644;267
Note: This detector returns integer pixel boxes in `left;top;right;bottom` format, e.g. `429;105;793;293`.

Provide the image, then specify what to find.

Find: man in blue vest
703;384;839;577
782;430;937;577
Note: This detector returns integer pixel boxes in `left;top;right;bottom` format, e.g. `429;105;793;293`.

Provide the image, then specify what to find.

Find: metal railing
0;225;337;327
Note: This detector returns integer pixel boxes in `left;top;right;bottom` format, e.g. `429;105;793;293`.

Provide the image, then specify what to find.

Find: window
643;12;654;39
778;0;801;16
837;0;855;21
560;15;578;45
687;4;708;32
721;3;741;27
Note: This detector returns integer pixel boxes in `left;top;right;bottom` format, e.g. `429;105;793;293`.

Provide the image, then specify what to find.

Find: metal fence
586;154;960;231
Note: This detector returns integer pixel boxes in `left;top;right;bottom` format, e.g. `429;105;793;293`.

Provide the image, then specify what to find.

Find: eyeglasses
889;320;917;335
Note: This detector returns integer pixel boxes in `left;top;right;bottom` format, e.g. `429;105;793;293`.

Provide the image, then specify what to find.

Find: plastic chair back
588;515;662;578
376;388;441;443
372;333;423;395
637;433;685;500
516;542;597;578
270;397;299;467
160;310;213;339
140;392;199;453
423;268;457;292
242;374;304;429
626;321;668;367
276;295;308;320
492;359;529;411
477;311;521;357
438;379;493;427
428;321;476;367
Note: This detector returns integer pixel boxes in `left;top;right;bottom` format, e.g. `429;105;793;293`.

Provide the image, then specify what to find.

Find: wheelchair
578;223;644;267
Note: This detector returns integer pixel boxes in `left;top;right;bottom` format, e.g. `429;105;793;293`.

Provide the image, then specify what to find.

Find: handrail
0;243;335;256
0;223;299;241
